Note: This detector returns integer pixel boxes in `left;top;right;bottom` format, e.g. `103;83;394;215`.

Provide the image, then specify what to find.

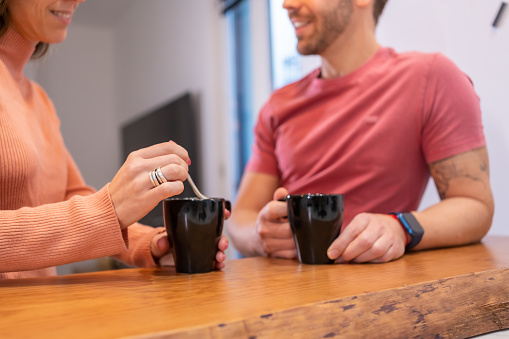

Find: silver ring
155;167;168;183
149;170;160;188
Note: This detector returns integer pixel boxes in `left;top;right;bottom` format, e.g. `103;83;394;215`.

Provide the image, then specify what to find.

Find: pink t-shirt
246;47;485;225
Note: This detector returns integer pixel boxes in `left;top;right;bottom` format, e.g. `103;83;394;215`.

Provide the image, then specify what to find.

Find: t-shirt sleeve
245;102;280;176
421;53;486;163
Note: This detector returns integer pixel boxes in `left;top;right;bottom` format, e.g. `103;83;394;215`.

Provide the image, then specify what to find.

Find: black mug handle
225;200;232;213
277;198;289;220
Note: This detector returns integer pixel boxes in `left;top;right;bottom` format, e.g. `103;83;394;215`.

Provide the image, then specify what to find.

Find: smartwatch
390;212;424;251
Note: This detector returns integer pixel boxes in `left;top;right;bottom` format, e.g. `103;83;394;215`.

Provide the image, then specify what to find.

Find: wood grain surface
0;236;508;339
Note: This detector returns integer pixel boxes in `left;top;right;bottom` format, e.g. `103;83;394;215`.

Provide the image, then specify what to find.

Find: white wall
29;26;118;190
112;1;231;199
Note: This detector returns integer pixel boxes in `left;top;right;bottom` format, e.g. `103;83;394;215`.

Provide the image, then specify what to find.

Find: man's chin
296;44;315;56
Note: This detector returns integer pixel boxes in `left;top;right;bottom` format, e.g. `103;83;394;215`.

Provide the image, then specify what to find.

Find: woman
0;0;228;279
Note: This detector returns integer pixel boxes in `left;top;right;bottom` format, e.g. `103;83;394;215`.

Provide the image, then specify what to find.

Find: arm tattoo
430;154;488;200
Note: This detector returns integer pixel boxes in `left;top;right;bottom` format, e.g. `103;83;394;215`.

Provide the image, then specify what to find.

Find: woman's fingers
109;141;191;229
145;164;189;190
136;141;190;164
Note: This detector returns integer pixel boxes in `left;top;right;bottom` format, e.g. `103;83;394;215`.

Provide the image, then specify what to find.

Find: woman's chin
41;30;68;45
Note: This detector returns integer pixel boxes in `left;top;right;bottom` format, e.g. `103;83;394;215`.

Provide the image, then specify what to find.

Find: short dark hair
0;0;49;59
373;0;388;25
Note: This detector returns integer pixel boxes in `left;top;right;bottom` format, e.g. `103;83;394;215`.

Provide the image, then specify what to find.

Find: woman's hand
150;233;230;270
109;141;190;229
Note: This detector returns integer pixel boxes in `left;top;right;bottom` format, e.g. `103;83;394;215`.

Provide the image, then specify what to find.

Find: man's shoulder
270;69;320;98
385;48;458;73
382;47;436;68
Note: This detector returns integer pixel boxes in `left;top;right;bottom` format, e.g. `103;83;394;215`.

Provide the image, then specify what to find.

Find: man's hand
327;213;407;263
254;187;297;259
150;233;229;270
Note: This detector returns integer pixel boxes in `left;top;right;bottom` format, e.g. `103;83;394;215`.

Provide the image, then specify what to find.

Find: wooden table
0;236;508;339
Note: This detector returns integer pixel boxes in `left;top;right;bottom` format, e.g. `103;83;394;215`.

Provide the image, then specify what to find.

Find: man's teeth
293;21;307;28
53;11;71;19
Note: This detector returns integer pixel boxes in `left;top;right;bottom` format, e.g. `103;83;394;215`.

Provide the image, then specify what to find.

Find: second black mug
285;194;344;265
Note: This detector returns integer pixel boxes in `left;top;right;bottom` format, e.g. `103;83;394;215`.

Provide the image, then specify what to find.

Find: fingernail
188;158;192;166
157;237;165;249
328;249;338;259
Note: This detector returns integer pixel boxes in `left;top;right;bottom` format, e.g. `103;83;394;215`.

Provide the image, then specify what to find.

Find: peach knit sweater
0;27;162;279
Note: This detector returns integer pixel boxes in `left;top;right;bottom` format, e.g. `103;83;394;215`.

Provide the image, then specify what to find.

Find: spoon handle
187;174;209;199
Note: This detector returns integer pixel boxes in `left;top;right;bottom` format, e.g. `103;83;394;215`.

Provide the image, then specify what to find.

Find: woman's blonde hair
0;0;49;59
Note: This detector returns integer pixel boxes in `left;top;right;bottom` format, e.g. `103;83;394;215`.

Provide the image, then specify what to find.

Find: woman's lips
51;10;73;25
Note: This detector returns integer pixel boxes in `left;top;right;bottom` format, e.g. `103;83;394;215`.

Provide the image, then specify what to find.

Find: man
227;0;494;263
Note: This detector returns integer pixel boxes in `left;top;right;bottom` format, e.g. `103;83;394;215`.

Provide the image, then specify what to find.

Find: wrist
389;213;410;246
389;212;424;251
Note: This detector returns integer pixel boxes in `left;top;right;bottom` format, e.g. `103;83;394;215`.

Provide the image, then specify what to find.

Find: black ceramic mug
286;194;344;265
163;197;231;274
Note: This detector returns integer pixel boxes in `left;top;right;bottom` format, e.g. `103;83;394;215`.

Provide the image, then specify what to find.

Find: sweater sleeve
63;147;165;269
0;185;128;273
113;224;166;268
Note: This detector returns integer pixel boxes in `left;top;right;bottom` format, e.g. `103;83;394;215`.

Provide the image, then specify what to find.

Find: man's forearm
227;210;263;257
412;197;493;250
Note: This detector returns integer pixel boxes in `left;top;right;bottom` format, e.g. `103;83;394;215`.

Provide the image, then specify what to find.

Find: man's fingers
327;213;371;260
258;221;293;239
347;237;390;263
263;237;296;254
261;200;289;222
273;187;289;201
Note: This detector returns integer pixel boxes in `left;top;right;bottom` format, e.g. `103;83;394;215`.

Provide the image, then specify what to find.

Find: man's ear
355;0;374;9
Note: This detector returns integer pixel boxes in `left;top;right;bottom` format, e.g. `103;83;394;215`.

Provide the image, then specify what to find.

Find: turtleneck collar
0;26;36;81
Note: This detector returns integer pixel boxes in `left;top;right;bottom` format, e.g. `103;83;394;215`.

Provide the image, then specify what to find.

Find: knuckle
257;224;269;237
123;155;144;172
167;141;189;159
132;161;146;174
371;243;385;257
357;235;373;249
166;164;186;180
126;150;140;161
267;203;278;217
378;253;393;263
355;212;372;224
167;153;181;163
162;181;184;196
182;149;189;160
267;201;285;219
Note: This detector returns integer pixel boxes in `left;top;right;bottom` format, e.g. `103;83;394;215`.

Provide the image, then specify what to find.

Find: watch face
400;212;424;249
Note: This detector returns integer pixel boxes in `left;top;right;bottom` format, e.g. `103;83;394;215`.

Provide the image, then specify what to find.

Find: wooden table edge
127;268;509;339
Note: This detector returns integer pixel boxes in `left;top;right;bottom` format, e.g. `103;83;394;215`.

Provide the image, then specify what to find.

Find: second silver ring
149;170;160;188
154;167;168;184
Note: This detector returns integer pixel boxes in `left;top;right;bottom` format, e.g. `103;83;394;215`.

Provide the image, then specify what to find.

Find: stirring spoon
187;173;209;199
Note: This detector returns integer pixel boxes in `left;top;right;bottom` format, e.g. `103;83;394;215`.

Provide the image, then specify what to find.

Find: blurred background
24;0;509;274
